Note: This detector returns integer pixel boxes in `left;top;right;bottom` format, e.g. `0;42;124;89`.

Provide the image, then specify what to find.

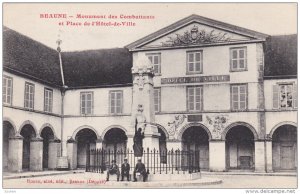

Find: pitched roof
126;14;269;50
3;27;132;88
61;48;132;88
264;34;297;78
3;26;62;86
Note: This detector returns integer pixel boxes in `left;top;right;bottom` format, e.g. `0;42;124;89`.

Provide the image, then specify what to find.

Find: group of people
106;158;148;182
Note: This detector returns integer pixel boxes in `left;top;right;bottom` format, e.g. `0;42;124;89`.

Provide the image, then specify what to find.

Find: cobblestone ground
197;174;297;189
3;173;297;189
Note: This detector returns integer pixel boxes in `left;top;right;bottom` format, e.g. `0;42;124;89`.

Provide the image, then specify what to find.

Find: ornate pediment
162;25;231;47
127;14;269;50
140;23;252;49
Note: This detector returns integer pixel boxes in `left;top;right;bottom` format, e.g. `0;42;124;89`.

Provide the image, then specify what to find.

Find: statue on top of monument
133;104;146;157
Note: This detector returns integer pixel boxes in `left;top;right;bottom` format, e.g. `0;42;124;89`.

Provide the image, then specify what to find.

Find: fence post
153;148;155;174
147;148;149;174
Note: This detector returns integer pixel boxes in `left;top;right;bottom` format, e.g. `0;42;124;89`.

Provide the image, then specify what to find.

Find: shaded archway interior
272;125;297;171
182;126;209;170
20;124;36;170
103;128;128;165
103;128;127;151
225;125;254;170
40;127;55;169
3;121;15;171
75;128;97;168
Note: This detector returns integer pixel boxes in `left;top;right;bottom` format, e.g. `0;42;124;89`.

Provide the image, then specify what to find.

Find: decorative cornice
31;137;43;142
9;133;24;140
132;65;154;76
67;137;77;143
49;138;61;143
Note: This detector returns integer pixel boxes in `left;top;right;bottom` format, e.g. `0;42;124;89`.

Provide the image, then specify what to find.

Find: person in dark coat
106;160;120;181
121;158;130;181
133;159;147;182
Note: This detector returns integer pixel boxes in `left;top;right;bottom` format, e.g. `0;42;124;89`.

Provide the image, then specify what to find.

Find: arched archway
75;128;97;168
181;125;209;170
272;124;297;171
20;124;37;170
103;128;128;164
225;125;255;170
40;126;55;169
3;121;16;171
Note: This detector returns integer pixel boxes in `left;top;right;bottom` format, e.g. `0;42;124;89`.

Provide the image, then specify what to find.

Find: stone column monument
131;55;160;153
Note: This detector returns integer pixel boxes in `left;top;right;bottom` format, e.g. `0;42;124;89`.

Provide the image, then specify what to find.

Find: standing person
106;160;120;181
133;159;148;182
121;158;130;181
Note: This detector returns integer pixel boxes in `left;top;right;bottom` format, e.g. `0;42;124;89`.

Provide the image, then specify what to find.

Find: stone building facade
3;15;297;173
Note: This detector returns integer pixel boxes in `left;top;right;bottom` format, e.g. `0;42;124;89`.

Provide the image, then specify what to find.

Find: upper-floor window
24;82;34;110
44;88;53;113
273;83;297;109
154;88;161;113
187;86;203;111
230;47;247;71
231;84;247;111
80;92;93;115
147;53;161;75
110;90;123;114
3;76;13;105
187;50;203;74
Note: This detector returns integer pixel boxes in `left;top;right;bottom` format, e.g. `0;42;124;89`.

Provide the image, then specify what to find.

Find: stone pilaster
67;138;77;170
209;140;226;171
265;138;273;173
8;134;23;172
257;43;266;140
95;138;103;149
48;138;61;170
30;137;43;171
254;140;266;172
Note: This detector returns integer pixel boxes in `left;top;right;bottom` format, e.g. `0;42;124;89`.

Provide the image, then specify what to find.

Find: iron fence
85;148;201;174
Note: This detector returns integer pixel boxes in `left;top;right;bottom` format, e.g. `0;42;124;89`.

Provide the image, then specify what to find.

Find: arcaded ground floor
3;119;297;173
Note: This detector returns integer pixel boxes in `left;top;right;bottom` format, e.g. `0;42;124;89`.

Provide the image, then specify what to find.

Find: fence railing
85;148;201;174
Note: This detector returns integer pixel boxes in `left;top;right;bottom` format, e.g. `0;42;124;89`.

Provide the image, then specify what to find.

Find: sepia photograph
1;2;298;191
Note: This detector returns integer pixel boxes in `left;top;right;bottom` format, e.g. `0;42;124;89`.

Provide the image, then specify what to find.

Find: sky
3;3;297;51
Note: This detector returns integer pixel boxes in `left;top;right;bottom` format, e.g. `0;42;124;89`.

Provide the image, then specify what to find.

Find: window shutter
272;85;279;109
200;87;203;111
188;88;194;111
293;84;297;108
44;90;47;111
110;92;114;114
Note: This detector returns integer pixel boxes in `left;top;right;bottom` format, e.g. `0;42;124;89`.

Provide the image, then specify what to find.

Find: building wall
3;72;62;138
264;79;297;135
64;87;132;116
133;43;259;84
133;43;264;140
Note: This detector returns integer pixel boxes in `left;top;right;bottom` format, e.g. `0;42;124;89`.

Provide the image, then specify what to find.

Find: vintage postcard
2;2;298;191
